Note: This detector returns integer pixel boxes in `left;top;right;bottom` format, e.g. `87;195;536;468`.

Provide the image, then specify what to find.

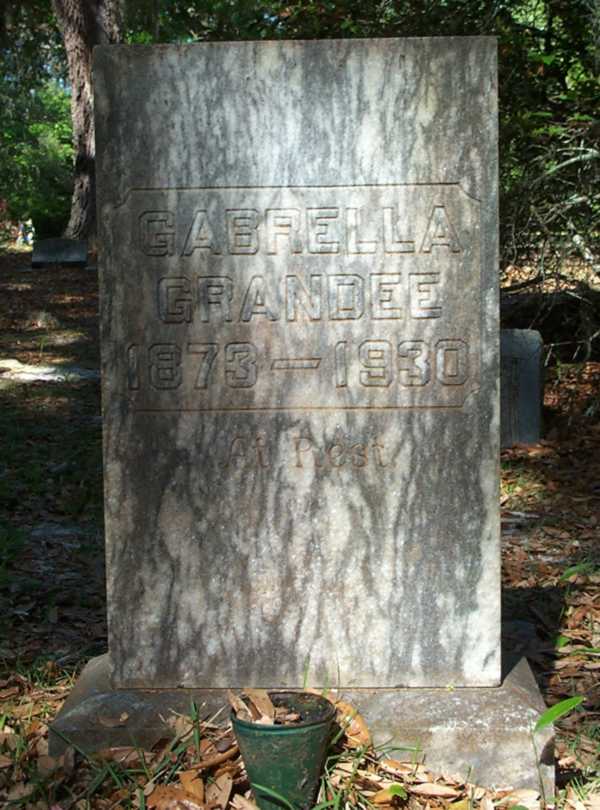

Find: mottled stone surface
31;238;87;267
501;330;544;447
94;38;499;688
50;654;553;796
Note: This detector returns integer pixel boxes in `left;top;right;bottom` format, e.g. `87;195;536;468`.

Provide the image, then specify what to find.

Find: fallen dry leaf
164;712;195;740
231;795;259;810
243;688;275;723
144;779;158;797
179;769;205;802
274;707;301;724
544;527;571;539
108;787;130;803
147;784;204;810
362;772;386;786
10;702;44;719
7;781;35;801
409;782;461;798
440;772;463;787
335;700;372;748
0;734;20;751
333;761;355;775
214;762;239;779
566;795;588;810
228;690;252;722
0;752;12;768
379;758;430;781
206;772;233;808
37;755;61;776
26;718;46;737
499;788;541;810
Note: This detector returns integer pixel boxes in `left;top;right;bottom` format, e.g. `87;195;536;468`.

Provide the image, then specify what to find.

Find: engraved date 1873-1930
126;338;468;393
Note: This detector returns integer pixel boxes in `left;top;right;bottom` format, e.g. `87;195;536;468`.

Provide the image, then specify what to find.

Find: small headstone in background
31;238;87;268
501;329;544;447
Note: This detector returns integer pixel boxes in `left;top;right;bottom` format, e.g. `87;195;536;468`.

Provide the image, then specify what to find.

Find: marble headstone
501;329;544;447
94;38;500;689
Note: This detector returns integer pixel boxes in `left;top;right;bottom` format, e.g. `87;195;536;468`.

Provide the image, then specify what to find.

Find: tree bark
52;0;121;246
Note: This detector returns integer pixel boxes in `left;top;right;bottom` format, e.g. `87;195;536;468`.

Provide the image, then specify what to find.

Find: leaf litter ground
0;251;598;808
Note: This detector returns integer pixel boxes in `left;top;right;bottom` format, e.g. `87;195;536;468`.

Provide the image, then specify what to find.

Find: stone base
50;655;553;796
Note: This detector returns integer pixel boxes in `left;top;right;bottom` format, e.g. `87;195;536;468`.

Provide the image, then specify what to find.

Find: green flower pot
231;691;335;810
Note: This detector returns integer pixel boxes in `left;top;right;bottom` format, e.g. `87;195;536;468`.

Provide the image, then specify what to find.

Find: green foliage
559;561;599;582
252;784;296;810
0;1;72;238
497;1;600;278
118;0;600;281
0;78;73;237
2;0;599;266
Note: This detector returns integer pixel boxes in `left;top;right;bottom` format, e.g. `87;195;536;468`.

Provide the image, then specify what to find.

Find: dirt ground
0;250;598;808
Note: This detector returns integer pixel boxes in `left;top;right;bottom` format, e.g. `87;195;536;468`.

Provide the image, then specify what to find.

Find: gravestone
97;38;499;690
31;237;87;268
51;38;553;791
501;329;544;446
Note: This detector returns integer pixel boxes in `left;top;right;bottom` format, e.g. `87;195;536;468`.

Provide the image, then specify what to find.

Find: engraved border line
110;182;481;209
131;400;478;414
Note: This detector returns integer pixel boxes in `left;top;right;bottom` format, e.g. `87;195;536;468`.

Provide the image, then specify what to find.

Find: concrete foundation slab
50;655;553;795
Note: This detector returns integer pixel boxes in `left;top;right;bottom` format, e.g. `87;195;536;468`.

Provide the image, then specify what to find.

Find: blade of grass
86;764;110;797
252;783;297;810
49;727;103;772
164;740;192;782
191;699;202;759
302;654;311;689
135;746;152;781
105;760;124;788
535;696;585;731
559;562;597;582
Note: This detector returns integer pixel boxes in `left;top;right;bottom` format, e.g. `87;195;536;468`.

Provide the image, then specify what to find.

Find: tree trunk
52;0;121;247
